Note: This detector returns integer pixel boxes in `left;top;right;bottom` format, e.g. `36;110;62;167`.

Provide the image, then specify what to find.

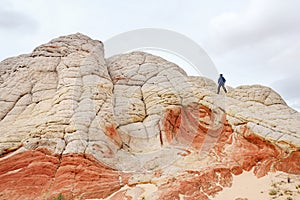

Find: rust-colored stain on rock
162;104;228;150
105;125;122;148
0;150;129;200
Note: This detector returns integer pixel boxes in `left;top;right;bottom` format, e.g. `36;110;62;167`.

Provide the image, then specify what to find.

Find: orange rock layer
157;105;300;199
0;104;299;200
163;105;229;150
0;150;129;200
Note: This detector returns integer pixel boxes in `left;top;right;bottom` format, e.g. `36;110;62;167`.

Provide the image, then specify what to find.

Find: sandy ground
94;170;300;200
211;171;300;200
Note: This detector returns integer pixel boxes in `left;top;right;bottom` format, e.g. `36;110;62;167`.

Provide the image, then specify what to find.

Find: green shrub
269;189;277;196
53;194;64;200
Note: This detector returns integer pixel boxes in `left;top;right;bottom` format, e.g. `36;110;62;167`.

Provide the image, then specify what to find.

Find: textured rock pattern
0;149;129;200
0;33;299;200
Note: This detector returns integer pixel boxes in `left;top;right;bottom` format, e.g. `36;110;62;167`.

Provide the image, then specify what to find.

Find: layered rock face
0;33;299;200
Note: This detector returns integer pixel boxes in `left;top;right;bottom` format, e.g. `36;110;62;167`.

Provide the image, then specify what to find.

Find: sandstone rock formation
0;33;299;200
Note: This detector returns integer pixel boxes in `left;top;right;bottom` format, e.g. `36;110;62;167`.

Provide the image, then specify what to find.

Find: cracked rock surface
0;33;299;200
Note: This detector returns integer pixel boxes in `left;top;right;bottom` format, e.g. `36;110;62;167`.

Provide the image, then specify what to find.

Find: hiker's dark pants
217;83;227;94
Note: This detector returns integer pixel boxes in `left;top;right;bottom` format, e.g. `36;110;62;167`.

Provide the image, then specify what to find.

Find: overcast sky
0;0;299;111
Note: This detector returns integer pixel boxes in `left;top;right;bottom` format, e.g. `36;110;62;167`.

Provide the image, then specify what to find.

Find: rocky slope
0;33;299;200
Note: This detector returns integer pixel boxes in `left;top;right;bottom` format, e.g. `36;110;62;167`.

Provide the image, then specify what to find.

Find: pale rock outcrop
0;33;299;200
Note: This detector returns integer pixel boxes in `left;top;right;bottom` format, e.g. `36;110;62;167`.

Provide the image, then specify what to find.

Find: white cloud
210;0;300;53
286;99;300;112
0;7;38;33
272;76;300;111
207;0;300;111
272;75;299;98
0;0;298;111
268;43;300;76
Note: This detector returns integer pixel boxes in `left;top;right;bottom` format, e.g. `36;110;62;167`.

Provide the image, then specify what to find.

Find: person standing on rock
217;74;227;94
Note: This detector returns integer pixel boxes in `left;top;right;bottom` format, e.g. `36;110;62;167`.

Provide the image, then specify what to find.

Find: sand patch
211;171;300;200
